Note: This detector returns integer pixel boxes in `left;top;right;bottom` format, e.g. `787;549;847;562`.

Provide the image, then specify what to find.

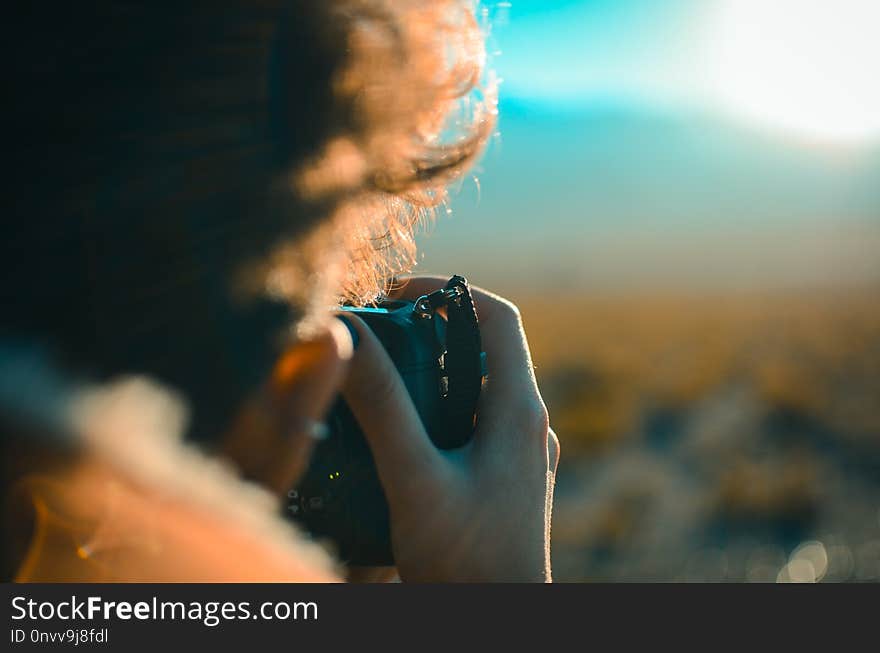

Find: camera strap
413;275;486;448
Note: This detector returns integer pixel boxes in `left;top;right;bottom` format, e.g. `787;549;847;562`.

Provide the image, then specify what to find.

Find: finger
339;314;443;497
264;319;354;493
545;430;558;583
386;275;448;301
392;276;546;445
548;428;560;474
223;320;353;497
391;276;540;396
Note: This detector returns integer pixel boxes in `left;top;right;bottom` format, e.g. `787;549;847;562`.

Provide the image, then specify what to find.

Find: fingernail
335;315;360;351
287;418;330;441
306;419;330;441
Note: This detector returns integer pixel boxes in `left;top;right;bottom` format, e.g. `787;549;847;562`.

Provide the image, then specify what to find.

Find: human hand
341;276;559;582
222;320;353;498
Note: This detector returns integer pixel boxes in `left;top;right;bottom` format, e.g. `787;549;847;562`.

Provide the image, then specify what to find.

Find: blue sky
490;0;880;134
416;1;880;291
490;0;707;107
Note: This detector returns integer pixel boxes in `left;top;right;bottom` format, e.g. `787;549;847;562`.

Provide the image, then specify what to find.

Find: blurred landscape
518;290;880;582
418;0;880;581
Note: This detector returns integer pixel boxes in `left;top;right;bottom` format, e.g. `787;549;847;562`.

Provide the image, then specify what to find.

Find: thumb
339;315;444;499
223;319;353;497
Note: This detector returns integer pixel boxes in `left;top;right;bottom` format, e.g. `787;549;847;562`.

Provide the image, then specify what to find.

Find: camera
286;277;485;565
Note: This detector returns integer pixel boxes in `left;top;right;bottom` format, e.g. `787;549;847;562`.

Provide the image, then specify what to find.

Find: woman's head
2;1;494;439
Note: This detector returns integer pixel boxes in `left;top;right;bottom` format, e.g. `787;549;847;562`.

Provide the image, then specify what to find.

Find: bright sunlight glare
710;0;880;145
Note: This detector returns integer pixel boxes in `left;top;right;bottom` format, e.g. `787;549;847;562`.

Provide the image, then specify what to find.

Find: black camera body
286;284;483;565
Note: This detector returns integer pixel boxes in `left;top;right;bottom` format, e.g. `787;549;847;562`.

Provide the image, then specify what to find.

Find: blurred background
419;0;880;581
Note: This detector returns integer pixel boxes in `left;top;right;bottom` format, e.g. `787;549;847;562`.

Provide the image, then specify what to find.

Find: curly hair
255;0;497;309
1;1;495;441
